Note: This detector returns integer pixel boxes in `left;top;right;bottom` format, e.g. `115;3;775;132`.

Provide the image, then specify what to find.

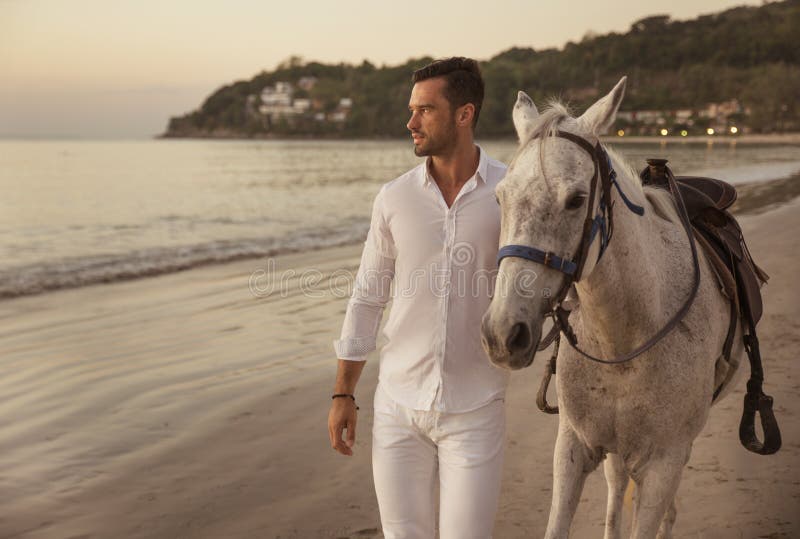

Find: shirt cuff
333;337;375;361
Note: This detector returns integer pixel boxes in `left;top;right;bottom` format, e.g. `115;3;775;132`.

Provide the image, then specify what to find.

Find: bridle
497;130;701;366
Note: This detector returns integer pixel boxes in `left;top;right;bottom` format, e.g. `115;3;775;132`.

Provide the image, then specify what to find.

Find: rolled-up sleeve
333;186;396;361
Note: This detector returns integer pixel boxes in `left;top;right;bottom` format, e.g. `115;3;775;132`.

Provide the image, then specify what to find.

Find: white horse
480;78;745;538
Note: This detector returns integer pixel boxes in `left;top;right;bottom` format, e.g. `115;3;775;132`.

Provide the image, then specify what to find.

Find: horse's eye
566;193;587;210
494;195;500;205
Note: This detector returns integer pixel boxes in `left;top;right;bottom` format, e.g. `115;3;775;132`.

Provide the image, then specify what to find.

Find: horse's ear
578;76;627;135
513;91;539;142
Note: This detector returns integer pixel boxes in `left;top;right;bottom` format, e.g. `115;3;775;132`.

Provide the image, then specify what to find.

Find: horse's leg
630;446;689;539
544;422;600;539
655;498;677;539
603;452;628;539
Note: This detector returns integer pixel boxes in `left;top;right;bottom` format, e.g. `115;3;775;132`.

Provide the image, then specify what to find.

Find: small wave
0;223;368;299
156;214;282;226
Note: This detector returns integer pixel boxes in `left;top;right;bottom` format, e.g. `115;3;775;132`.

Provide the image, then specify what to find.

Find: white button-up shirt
334;147;509;412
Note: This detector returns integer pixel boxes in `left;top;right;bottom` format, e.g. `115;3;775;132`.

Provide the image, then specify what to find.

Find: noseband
497;130;700;365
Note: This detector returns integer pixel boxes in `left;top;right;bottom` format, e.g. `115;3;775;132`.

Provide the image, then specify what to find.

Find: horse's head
481;77;627;370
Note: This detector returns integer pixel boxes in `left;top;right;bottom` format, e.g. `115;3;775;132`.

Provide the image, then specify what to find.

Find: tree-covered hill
163;0;799;138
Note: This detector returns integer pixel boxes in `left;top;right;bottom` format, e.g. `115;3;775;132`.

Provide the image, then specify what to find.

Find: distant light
660;128;668;136
617;129;625;137
730;126;739;134
707;128;715;135
680;130;688;137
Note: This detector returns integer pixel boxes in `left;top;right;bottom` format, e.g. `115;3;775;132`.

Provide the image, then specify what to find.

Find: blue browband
497;149;644;276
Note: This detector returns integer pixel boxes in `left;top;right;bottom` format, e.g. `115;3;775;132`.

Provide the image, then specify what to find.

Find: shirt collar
421;144;488;188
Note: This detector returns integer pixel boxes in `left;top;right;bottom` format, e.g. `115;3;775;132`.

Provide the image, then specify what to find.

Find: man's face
406;77;457;157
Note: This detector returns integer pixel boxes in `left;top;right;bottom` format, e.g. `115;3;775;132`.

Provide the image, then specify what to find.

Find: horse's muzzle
481;315;541;370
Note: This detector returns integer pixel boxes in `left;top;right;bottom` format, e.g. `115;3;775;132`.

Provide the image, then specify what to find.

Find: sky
0;0;765;138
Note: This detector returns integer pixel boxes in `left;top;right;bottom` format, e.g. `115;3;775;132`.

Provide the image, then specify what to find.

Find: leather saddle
640;161;768;353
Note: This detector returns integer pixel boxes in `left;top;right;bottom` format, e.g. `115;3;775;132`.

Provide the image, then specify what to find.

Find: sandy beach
1;197;798;538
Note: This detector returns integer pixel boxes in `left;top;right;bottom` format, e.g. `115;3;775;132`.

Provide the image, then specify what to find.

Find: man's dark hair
411;57;484;127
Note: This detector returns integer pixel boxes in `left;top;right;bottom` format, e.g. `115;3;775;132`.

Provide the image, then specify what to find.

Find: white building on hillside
261;82;293;107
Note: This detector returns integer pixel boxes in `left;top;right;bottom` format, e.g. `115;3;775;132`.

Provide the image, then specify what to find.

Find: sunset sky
0;0;763;138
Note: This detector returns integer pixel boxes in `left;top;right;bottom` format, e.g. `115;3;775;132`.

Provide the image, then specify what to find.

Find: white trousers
371;384;506;539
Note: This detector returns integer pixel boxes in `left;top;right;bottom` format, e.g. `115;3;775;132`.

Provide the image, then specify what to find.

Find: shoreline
3;171;799;302
601;133;800;145
4;134;800;144
151;133;800;145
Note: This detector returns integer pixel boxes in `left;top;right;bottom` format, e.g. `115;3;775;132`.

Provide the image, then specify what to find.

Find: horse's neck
573;178;676;355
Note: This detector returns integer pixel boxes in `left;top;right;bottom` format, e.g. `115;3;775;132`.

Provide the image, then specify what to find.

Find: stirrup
739;381;781;455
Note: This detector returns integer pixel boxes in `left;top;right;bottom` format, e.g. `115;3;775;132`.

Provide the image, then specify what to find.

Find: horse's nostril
506;322;532;353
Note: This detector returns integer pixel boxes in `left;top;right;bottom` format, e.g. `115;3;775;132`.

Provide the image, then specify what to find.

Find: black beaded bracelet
332;393;359;410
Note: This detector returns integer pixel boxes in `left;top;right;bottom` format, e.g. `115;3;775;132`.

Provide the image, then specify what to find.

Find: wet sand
731;173;800;215
0;194;798;538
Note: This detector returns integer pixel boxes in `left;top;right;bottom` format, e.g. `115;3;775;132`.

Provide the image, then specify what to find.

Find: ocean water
1;138;798;298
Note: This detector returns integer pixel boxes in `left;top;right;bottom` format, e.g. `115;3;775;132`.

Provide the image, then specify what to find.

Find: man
327;57;508;539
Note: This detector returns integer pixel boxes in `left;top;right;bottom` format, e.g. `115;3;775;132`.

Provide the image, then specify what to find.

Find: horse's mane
606;146;680;224
508;99;573;184
509;99;572;170
522;99;573;146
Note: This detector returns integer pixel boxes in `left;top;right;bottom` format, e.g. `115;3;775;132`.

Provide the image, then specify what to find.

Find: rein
497;130;701;365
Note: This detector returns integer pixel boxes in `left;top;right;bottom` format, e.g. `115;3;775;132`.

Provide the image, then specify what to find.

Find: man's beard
413;142;437;157
412;118;457;157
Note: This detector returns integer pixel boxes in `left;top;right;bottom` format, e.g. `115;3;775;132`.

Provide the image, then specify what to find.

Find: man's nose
407;112;420;131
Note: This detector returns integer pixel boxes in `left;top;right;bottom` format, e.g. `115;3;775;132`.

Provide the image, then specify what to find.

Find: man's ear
456;103;476;127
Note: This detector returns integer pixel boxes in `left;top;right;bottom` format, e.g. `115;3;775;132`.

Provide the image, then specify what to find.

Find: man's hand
328;359;365;456
328;397;358;456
